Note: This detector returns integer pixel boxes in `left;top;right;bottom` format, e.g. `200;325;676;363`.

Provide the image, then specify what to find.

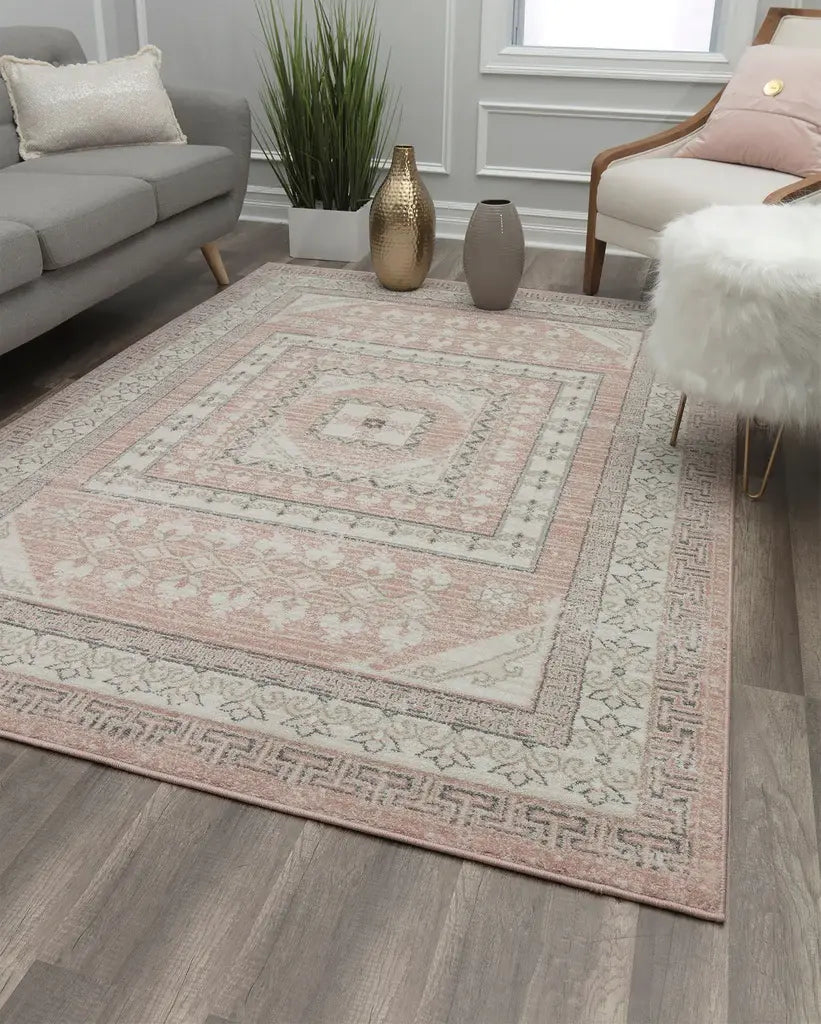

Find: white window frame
481;0;760;82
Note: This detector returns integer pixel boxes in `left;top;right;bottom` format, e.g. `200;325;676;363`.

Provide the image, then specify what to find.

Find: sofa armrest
166;84;251;220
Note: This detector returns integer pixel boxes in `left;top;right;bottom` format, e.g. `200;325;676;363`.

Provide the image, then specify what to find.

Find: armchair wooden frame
583;7;821;296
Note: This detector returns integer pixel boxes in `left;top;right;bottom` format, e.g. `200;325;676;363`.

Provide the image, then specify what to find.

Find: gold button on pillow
763;78;784;96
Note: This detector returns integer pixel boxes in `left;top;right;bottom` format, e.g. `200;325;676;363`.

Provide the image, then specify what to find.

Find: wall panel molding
137;0;455;176
134;0;149;47
251;0;455;175
92;0;108;60
249;148;449;177
476;101;690;182
434;0;456;175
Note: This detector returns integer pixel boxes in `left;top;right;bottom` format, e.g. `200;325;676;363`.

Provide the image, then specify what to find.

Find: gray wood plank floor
1;223;819;1024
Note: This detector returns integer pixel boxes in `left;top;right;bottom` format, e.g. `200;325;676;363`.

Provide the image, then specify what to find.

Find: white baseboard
434;200;588;251
241;186;590;252
241;186;292;225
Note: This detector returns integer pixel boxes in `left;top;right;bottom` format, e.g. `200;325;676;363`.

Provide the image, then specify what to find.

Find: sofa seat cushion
597;157;799;232
0;220;43;295
6;144;236;221
0;172;156;270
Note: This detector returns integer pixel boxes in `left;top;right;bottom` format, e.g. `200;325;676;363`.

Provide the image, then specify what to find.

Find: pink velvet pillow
677;44;821;176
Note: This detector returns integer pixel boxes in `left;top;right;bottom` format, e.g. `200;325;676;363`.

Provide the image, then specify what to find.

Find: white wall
1;0;139;61
2;0;770;248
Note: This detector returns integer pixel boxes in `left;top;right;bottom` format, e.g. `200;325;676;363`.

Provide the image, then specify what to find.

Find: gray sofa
0;26;251;357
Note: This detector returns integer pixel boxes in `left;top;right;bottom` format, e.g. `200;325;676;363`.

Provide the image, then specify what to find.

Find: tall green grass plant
256;0;398;211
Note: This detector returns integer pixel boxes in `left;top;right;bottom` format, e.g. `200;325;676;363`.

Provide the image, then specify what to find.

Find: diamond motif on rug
81;338;596;568
0;266;733;919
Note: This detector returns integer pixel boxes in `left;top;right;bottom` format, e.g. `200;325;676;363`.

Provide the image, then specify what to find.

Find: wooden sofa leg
583;237;607;296
201;242;229;286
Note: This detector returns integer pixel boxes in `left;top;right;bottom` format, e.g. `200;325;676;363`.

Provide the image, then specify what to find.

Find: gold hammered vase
370;145;435;291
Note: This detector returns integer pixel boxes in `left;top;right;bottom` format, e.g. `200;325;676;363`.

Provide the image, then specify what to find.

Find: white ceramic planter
287;202;372;261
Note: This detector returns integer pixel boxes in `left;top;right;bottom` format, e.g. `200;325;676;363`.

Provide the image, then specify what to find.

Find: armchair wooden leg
201;242;229;286
583;238;606;296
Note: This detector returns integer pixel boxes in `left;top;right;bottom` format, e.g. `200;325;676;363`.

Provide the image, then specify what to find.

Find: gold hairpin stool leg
742;418;784;501
670;393;687;447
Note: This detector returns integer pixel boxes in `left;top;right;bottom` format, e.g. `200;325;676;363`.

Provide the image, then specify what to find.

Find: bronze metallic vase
463;199;525;310
370;145;435;291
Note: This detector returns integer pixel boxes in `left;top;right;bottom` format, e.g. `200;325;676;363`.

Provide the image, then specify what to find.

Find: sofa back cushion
0;26;85;168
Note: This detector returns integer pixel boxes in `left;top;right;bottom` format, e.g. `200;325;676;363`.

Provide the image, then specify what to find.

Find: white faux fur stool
647;203;821;499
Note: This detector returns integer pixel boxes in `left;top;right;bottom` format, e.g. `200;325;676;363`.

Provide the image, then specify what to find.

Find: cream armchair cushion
596;158;799;254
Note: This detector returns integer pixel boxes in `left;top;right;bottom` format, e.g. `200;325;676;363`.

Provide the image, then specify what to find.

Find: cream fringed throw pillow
0;45;186;160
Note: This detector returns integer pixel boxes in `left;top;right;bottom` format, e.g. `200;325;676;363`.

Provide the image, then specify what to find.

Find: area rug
0;265;734;919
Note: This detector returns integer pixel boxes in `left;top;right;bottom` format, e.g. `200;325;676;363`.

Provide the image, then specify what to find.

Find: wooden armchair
583;7;821;295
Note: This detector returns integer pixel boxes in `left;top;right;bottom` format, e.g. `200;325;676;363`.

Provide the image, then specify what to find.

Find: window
481;0;757;82
515;0;720;53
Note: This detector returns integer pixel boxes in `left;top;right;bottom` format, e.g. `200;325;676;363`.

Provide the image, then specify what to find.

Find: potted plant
256;0;398;261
